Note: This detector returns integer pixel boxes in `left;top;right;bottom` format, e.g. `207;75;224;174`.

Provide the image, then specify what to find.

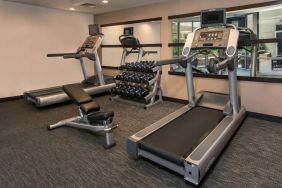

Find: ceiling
5;0;171;14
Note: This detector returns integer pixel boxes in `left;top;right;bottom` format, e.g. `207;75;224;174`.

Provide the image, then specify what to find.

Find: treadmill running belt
25;87;63;98
139;107;224;165
24;83;97;98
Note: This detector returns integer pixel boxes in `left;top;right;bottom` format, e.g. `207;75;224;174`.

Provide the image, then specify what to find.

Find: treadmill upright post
121;49;127;66
228;56;240;114
137;48;144;62
80;57;89;81
186;62;197;107
94;51;105;85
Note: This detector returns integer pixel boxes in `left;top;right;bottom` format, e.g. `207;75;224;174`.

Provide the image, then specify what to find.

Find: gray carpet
0;96;281;188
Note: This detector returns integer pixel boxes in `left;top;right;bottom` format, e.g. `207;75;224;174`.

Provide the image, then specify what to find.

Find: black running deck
24;84;94;98
24;75;114;98
139;107;224;165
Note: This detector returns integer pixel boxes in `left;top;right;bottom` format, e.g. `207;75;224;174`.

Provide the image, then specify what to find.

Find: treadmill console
199;31;223;41
192;28;231;48
81;36;99;49
182;8;239;58
119;35;140;47
183;27;239;58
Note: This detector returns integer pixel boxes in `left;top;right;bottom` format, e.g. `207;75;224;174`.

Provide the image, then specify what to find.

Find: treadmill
127;9;246;185
24;25;115;107
119;28;158;66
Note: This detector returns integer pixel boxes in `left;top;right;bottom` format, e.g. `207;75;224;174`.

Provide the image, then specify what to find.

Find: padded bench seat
62;83;115;123
63;84;101;114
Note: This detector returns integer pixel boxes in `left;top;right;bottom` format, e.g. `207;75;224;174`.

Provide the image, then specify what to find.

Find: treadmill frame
127;92;246;185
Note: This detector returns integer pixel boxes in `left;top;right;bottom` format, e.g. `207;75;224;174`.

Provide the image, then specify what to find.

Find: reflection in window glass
193;21;201;30
259;43;282;76
179;22;192;42
171;18;199;57
170;4;282;78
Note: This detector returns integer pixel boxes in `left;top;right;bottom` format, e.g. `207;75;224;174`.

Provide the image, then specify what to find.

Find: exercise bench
48;84;117;149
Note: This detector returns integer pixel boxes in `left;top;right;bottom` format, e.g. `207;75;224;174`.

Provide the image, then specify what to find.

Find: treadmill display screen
89;24;100;36
201;9;226;27
124;27;134;35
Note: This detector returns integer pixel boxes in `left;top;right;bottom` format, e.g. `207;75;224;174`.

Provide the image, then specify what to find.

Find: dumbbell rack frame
111;61;163;109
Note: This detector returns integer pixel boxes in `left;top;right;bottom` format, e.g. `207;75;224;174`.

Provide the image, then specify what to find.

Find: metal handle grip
156;57;184;66
47;53;77;57
63;54;89;59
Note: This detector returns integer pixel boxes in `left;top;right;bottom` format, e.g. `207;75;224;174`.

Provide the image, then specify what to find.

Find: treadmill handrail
156;52;199;67
63;53;94;59
214;58;231;71
156;57;184;66
47;53;77;57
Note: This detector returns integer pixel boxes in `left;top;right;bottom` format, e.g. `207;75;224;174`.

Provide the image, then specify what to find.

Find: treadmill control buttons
200;31;224;41
227;46;236;57
183;47;190;56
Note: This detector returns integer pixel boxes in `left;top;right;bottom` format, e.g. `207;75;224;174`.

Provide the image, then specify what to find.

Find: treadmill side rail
131;105;190;140
184;107;246;184
139;149;185;175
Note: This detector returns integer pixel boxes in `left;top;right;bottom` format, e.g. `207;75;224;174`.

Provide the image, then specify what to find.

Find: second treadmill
24;25;115;107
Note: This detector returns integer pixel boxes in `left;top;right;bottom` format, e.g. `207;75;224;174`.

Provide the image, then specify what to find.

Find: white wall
0;1;94;98
101;22;161;67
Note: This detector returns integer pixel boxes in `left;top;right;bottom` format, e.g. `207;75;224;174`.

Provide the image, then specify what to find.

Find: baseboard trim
247;112;282;124
0;95;23;103
162;96;187;104
102;66;120;70
163;96;282;123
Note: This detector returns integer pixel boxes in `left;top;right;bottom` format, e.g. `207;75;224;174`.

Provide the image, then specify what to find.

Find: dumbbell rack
111;61;163;109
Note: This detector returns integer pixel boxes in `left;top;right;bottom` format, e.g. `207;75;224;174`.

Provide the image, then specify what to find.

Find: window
169;3;282;78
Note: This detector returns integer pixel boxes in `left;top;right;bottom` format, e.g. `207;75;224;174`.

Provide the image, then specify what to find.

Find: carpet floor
0;96;281;188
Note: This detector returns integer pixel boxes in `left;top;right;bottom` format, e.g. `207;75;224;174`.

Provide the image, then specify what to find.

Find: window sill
168;71;282;83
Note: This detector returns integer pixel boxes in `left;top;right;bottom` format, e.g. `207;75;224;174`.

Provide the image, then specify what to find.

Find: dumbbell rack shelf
111;61;163;109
